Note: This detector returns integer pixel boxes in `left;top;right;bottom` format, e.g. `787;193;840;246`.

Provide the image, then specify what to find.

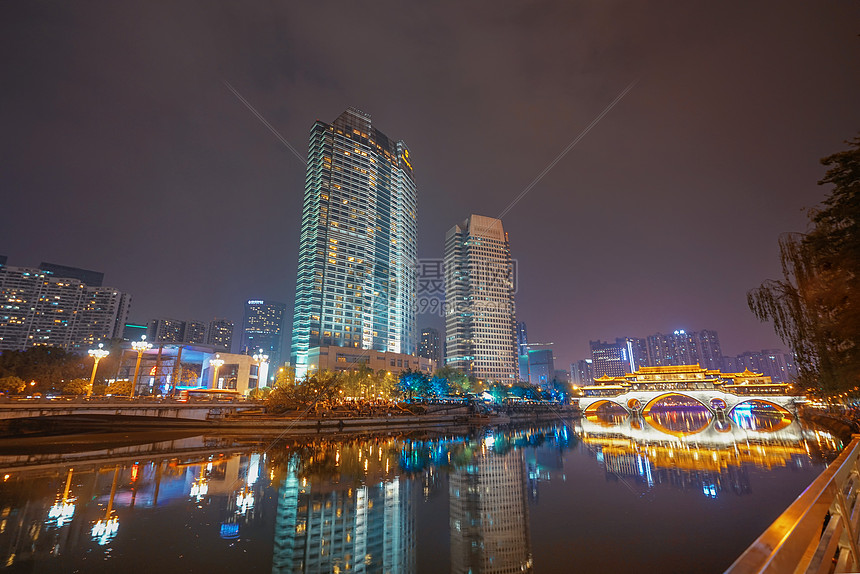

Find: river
0;408;842;573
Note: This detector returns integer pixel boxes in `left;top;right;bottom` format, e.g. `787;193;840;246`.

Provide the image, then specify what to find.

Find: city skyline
1;2;858;369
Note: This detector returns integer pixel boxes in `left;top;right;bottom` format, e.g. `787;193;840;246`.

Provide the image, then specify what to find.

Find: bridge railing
726;434;860;574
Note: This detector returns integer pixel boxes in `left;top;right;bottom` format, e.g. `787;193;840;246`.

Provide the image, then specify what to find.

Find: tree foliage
61;378;92;395
748;135;860;393
0;347;88;392
0;376;26;394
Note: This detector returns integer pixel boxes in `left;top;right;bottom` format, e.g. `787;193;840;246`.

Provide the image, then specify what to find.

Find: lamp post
252;349;269;389
87;343;110;398
130;336;152;397
210;354;224;390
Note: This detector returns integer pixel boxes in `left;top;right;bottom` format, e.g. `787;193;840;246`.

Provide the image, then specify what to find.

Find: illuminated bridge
578;365;803;417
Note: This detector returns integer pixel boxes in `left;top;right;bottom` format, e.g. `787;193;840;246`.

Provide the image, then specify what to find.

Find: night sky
1;2;858;368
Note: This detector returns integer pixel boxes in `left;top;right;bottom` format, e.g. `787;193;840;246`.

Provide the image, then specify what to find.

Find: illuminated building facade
290;108;418;378
242;300;286;378
570;359;594;386
0;264;129;351
450;447;532;573
207;318;234;352
418;327;442;367
444;215;518;382
306;345;434;376
645;329;723;370
589;339;633;378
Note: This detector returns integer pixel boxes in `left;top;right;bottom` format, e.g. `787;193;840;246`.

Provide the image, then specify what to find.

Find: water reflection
578;408;840;499
0;414;842;573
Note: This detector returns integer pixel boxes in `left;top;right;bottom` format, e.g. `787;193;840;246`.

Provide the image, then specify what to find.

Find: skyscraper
418;327;442;368
445;214;518;382
242;300;286;376
290;108;418;377
516;321;528;356
589;340;633;379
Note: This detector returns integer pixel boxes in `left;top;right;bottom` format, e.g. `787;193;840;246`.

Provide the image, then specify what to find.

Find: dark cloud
1;1;858;367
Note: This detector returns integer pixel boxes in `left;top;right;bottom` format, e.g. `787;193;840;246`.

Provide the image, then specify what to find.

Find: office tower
445;215;518;382
290;108;418;377
243;300;286;375
418;327;442;368
516;321;528;356
207;318;234;352
39;262;104;287
570;359;594;386
0;264;129;351
589;340;633;379
450;448;532;574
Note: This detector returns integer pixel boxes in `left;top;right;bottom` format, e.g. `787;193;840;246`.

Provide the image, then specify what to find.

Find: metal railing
726;434;860;574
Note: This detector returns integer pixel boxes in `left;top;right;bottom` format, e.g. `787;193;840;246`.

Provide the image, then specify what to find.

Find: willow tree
748;135;860;394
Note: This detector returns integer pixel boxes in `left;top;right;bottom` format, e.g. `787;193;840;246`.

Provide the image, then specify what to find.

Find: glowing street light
87;343;110;398
130;336;152;397
210;354;224;389
253;349;269;388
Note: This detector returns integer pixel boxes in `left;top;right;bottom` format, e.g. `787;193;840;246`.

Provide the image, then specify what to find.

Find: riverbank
0;404;579;438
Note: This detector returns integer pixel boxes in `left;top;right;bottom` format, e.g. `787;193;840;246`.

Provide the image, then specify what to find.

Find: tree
433;366;472;395
398;369;430;399
106;380;133;396
749;135;860;394
61;378;91;395
0;376;26;394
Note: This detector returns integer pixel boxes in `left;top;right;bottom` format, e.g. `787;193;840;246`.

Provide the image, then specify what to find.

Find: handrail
726;434;860;573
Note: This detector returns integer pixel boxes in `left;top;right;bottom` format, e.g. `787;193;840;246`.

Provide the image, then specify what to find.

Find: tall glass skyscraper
291;108;418;377
444;214;518;382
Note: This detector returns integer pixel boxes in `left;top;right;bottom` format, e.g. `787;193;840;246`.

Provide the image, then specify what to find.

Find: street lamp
87;343;110;398
253;349;269;388
210;354;224;389
130;336;152;397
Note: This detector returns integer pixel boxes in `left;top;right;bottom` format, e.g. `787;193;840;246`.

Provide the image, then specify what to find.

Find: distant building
0;263;129;351
122;323;148;341
554;369;570;383
732;349;796;384
445;214;518;382
589;340;633;379
644;329;723;369
516;321;528;357
207;318;234;353
148;318;186;343
520;343;555;387
306;345;434;376
290;108;418;378
39;262;104;287
418;327;442;368
570;359;593;386
242;300;286;379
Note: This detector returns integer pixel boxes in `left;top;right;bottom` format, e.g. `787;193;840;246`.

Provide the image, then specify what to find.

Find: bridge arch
582;399;625;416
729;399;792;416
641;393;712;415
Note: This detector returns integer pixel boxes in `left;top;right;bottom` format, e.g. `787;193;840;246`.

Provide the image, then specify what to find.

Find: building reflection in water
449;434;533;574
578;401;841;499
271;439;414;573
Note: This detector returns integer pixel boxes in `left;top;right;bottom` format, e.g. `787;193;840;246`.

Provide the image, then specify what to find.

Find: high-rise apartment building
207;318;234;352
290;108;418;377
444;215;518;382
418;327;442;368
732;349;796;384
645;329;723;369
0;264;129;351
242;300;286;376
570;359;594;386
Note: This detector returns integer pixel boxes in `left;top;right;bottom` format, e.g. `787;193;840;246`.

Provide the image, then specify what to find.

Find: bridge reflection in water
0;412;841;573
578;400;838;499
